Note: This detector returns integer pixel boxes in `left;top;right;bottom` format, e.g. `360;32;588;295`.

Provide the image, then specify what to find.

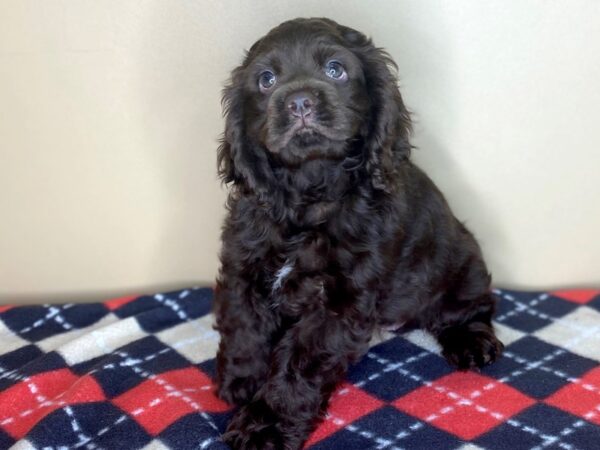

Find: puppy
213;18;503;450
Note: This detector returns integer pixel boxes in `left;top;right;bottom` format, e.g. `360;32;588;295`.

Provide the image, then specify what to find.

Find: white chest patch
272;261;294;291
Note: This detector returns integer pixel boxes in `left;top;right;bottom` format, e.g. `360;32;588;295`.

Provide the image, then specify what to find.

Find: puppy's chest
267;232;347;294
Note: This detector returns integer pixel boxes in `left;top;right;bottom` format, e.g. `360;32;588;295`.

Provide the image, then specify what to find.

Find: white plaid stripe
17;304;76;336
354;350;431;388
494;291;589;334
64;405;98;450
151;292;220;346
0;364;30;383
197;437;218;449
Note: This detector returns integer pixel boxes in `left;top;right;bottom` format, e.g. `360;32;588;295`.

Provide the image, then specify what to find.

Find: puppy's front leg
214;281;279;406
223;305;373;450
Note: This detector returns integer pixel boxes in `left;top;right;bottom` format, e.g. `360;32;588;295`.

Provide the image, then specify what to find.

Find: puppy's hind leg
426;260;504;370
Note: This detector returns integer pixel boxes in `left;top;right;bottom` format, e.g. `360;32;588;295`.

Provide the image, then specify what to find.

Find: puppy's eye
258;70;276;91
324;60;347;81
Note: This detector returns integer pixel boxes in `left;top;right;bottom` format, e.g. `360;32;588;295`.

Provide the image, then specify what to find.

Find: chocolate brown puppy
214;18;503;450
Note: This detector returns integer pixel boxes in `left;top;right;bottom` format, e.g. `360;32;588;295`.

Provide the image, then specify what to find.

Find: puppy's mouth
267;115;346;154
290;115;321;138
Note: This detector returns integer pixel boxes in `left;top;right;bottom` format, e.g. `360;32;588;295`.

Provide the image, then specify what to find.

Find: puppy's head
218;18;411;193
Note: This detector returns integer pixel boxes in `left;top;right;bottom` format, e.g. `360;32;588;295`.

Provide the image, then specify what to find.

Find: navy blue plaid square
493;290;578;334
159;410;232;450
1;304;109;342
589;295;600;313
27;402;151;450
90;336;191;398
476;403;600;450
314;406;461;450
347;337;453;401
115;288;213;333
482;336;599;398
0;427;14;449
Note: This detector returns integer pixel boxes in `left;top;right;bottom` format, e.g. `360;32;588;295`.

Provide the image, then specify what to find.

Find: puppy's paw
223;425;285;450
222;402;286;450
217;376;261;406
439;323;504;370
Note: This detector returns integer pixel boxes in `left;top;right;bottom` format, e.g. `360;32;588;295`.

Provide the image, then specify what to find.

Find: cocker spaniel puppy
214;18;503;450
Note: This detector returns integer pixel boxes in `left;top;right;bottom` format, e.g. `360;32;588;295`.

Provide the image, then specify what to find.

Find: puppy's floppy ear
217;62;273;194
338;25;412;191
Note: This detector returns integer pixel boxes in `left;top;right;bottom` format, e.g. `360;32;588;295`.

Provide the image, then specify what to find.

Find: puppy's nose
287;92;315;118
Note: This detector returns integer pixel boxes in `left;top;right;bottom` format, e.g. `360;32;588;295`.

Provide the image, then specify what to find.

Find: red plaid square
546;366;600;424
552;290;600;304
393;372;535;440
112;367;229;435
104;295;139;310
0;369;105;439
304;383;384;447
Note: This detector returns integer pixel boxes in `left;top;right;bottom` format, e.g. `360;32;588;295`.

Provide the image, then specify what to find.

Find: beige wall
1;1;599;303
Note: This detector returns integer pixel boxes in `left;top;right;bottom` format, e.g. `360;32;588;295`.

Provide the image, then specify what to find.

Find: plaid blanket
1;288;600;450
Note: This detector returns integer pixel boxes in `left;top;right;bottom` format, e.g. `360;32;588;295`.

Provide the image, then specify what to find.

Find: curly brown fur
213;18;503;450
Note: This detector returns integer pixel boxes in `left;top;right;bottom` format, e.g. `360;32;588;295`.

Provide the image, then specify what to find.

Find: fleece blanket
1;288;600;450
